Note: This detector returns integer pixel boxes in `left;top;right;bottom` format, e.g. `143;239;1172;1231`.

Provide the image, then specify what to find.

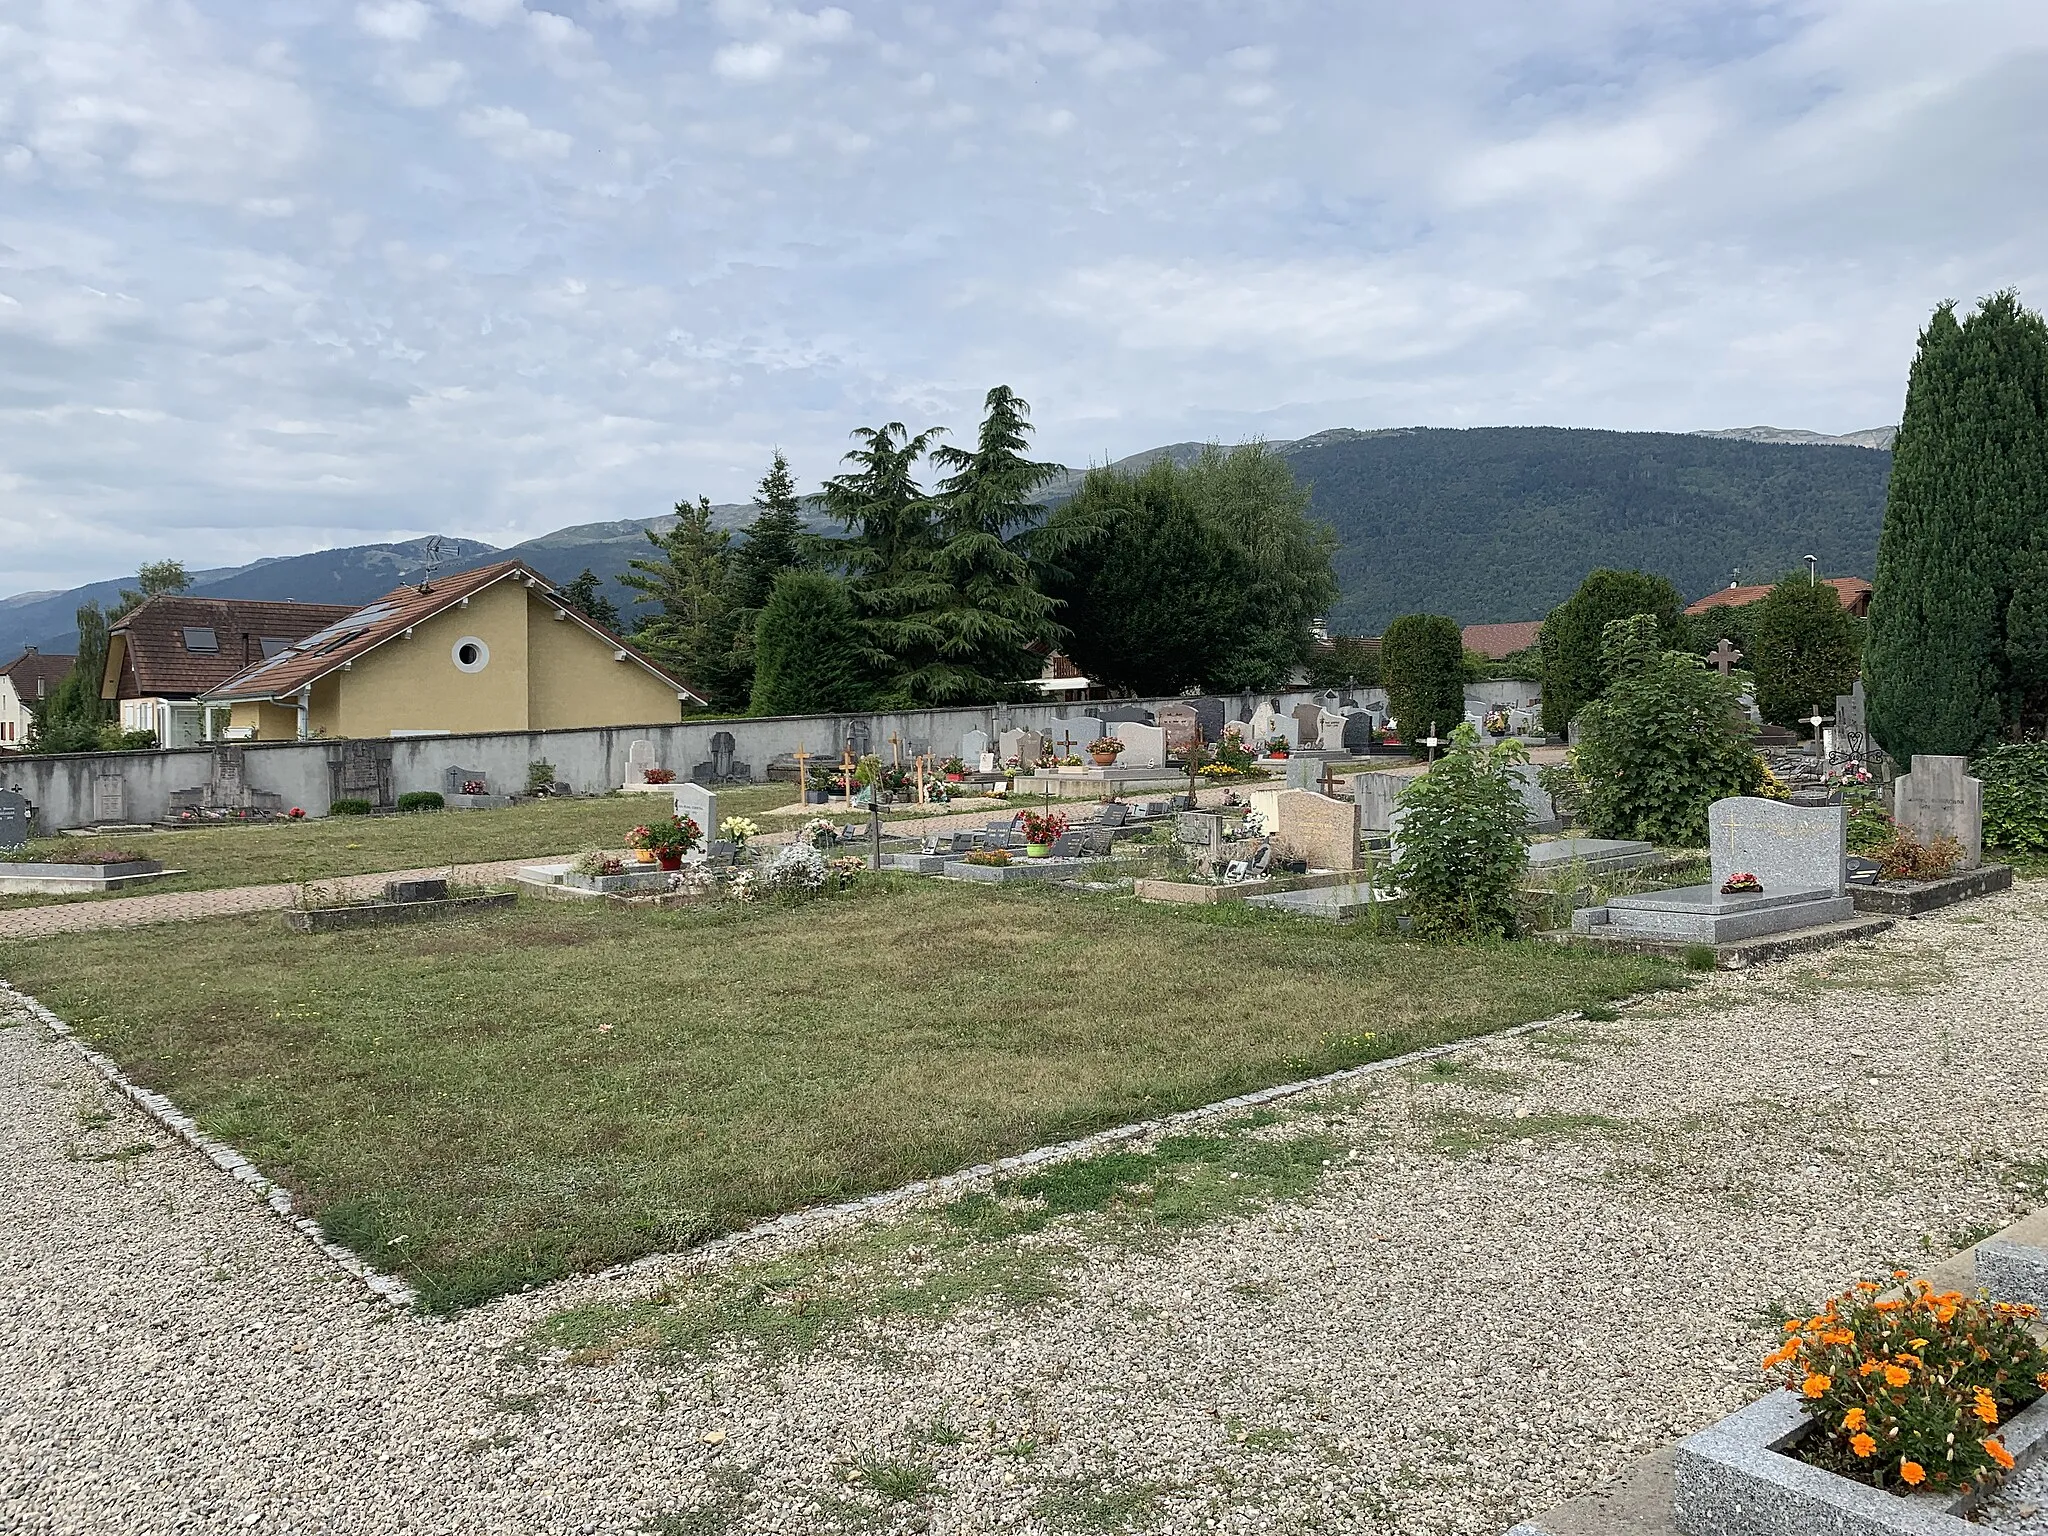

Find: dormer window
182;627;218;652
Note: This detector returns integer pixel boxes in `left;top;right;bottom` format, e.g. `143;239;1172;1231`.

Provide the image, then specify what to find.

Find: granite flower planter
1671;1388;2048;1536
1848;864;2014;917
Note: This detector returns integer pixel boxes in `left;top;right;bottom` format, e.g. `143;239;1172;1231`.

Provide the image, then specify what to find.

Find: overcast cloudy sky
3;0;2044;593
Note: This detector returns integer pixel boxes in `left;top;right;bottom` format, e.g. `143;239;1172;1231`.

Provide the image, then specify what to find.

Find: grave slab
1525;838;1661;876
1848;863;2013;916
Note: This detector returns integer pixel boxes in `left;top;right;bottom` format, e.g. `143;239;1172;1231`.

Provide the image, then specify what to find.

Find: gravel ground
1988;1458;2048;1533
4;885;2046;1536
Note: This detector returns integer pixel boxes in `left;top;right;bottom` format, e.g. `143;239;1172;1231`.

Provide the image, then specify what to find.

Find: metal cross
1711;638;1743;676
1056;732;1077;760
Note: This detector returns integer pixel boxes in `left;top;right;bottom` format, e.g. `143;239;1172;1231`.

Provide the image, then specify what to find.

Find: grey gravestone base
0;859;171;895
1553;915;1894;970
282;892;517;933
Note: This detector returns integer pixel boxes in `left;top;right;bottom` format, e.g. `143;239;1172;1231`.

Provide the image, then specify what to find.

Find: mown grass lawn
0;881;1673;1309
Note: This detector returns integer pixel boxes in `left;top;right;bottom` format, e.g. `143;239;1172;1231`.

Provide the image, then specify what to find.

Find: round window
452;637;490;673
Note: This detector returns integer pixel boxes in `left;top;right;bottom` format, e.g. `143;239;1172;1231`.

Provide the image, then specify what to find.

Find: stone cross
1711;639;1742;677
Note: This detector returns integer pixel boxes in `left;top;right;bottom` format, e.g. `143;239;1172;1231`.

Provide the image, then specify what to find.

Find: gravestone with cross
326;740;394;810
1710;639;1743;677
691;730;751;784
92;772;126;823
0;786;30;849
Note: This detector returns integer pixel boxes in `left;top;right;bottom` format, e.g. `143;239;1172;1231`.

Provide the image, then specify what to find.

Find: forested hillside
1280;427;1892;632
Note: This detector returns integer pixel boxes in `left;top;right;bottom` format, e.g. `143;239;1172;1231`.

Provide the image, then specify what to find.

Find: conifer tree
1868;292;2048;757
720;450;813;703
621;496;737;707
555;569;621;631
1538;569;1685;735
749;572;873;715
1381;613;1466;752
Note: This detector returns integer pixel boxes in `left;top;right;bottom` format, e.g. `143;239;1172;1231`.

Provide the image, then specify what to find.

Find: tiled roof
201;559;699;704
107;597;358;699
1;649;76;703
1460;621;1544;660
1686;576;1872;616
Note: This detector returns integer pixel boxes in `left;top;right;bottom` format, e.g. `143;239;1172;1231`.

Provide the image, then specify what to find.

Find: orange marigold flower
1986;1438;2015;1471
1974;1394;1999;1426
1783;1319;1804;1334
1803;1374;1832;1399
1821;1330;1854;1347
1761;1345;1797;1370
1856;1281;1879;1293
1842;1408;1867;1431
1893;1269;1911;1280
1883;1365;1911;1388
1900;1461;1926;1487
1859;1361;1884;1377
1850;1432;1877;1458
1934;1305;1956;1323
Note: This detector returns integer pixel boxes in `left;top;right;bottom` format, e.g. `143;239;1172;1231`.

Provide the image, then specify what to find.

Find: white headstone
1317;711;1347;751
626;739;657;785
674;782;718;852
1708;797;1845;896
960;729;990;764
92;773;125;823
1892;755;1982;869
1113;722;1167;768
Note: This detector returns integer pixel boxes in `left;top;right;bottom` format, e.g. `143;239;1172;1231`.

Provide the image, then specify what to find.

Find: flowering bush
288;807;306;820
799;817;840;849
1483;708;1510;735
720;816;759;846
1199;762;1249;780
1874;825;1964;881
642;768;676;785
573;848;624;877
1764;1275;2047;1495
627;816;701;858
758;841;828;897
964;848;1011;866
1021;810;1069;845
828;854;867;887
943;757;966;775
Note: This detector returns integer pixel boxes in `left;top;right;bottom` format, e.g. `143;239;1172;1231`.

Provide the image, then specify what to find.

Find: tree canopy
1539;568;1685;735
1747;573;1862;731
1381;613;1466;750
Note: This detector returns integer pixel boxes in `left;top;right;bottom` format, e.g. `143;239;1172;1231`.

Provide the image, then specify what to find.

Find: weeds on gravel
1422;1109;1627;1158
1034;1473;1167;1531
2009;1159;2048;1199
852;1458;940;1502
1415;1059;1533;1095
645;1465;757;1536
532;1117;1344;1366
913;1418;964;1447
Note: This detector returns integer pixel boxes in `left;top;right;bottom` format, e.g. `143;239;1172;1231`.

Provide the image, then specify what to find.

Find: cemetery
280;876;517;934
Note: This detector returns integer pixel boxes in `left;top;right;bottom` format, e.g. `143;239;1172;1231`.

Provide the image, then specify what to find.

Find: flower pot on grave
945;772;964;783
633;849;656;864
805;789;830;804
1090;750;1119;767
1026;843;1051;858
657;851;683;871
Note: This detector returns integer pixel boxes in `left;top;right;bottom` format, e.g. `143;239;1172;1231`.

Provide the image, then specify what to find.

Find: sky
3;0;2046;595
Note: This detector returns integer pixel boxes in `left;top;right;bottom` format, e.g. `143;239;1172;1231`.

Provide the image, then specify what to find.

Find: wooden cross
1318;763;1342;798
1711;638;1743;676
1055;731;1077;760
1806;709;1832;754
838;745;858;810
793;745;811;800
1422;722;1443;764
888;731;902;768
914;753;929;806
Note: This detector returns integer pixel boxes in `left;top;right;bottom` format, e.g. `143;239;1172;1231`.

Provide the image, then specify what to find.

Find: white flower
761;841;828;894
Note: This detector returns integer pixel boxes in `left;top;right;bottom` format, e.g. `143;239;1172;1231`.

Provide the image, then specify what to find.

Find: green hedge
396;791;445;813
329;799;373;817
1977;743;2048;852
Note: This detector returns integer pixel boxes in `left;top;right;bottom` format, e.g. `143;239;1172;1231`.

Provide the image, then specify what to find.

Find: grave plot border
1549;914;1895;970
1;978;1655;1313
1847;864;2014;917
0;859;175;895
281;892;518;933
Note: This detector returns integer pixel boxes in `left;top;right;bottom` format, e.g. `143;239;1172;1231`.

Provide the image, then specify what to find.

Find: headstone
1269;789;1361;872
178;744;288;818
691;730;751;784
1350;767;1417;832
384;878;448;904
327;740;394;810
626;740;657;785
1891;755;1982;869
845;720;873;759
1509;763;1560;832
0;787;28;849
1098;802;1131;828
1157;704;1201;759
1220;719;1256;751
1708;797;1846;896
1282;756;1319;791
1186;698;1226;743
1113;722;1167;768
92;773;125;823
1249;703;1283;744
1001;728;1045;766
1341;711;1378;754
1317;711;1347;751
1098;705;1154;727
1835;680;1866;736
1045;716;1105;752
674;782;717;852
960;729;990;765
1291;703;1324;744
443;766;490;797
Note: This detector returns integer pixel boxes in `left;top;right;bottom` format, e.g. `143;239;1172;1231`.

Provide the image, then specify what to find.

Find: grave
1045;716;1105;753
1571;798;1857;946
1158;703;1202;759
1097;705;1155;727
1267;789;1361;872
959;729;990;765
1249;704;1299;750
690;730;751;784
1890;754;1981;868
1291;703;1325;744
1185;698;1227;743
1112;722;1168;768
1525;838;1660;877
1316;711;1348;751
674;782;718;856
1350;764;1425;831
1244;873;1397;921
624;739;660;786
0;846;173;895
0;786;28;849
173;744;287;820
1510;763;1561;833
1281;756;1320;791
1341;711;1379;754
442;765;511;811
1000;728;1046;766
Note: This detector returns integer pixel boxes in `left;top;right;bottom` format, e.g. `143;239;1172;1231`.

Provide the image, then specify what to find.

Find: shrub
1576;618;1763;846
1764;1274;2047;1496
1381;613;1466;755
1873;825;1963;881
1387;724;1530;939
1977;742;2048;852
329;799;373;816
526;760;557;794
396;791;445;813
758;841;828;898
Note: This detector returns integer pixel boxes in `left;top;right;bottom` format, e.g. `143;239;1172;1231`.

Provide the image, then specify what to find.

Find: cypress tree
1538;569;1684;735
1869;292;2048;758
748;572;874;716
1381;613;1466;753
621;496;736;707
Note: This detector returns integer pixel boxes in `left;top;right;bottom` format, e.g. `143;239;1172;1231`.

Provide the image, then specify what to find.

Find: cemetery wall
7;682;1543;829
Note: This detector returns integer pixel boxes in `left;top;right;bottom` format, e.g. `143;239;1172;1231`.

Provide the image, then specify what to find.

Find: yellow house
200;560;700;739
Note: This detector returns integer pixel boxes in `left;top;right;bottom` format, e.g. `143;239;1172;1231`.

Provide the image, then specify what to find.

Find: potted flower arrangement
1720;871;1763;895
1484;708;1510;737
1020;810;1068;856
1090;736;1125;767
643;767;676;785
628;815;701;871
805;764;837;804
719;816;759;849
1264;735;1292;759
943;756;967;782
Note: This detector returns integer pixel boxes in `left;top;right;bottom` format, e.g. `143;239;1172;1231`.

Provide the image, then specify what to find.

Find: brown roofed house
1461;621;1544;660
101;596;359;748
1685;577;1872;618
1;648;76;750
199;560;702;740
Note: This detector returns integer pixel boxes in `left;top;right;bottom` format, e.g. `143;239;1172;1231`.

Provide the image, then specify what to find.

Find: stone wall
0;682;1543;830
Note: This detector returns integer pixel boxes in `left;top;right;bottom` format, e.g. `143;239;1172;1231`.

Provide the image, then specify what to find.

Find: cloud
440;0;524;21
714;42;785;81
456;105;573;160
356;0;433;42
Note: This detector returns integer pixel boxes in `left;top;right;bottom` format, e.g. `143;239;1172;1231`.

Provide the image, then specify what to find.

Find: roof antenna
417;536;443;594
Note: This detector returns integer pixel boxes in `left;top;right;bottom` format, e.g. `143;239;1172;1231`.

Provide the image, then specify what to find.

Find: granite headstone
1891;754;1982;870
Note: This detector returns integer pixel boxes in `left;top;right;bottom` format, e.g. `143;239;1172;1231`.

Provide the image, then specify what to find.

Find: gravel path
4;884;2045;1535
